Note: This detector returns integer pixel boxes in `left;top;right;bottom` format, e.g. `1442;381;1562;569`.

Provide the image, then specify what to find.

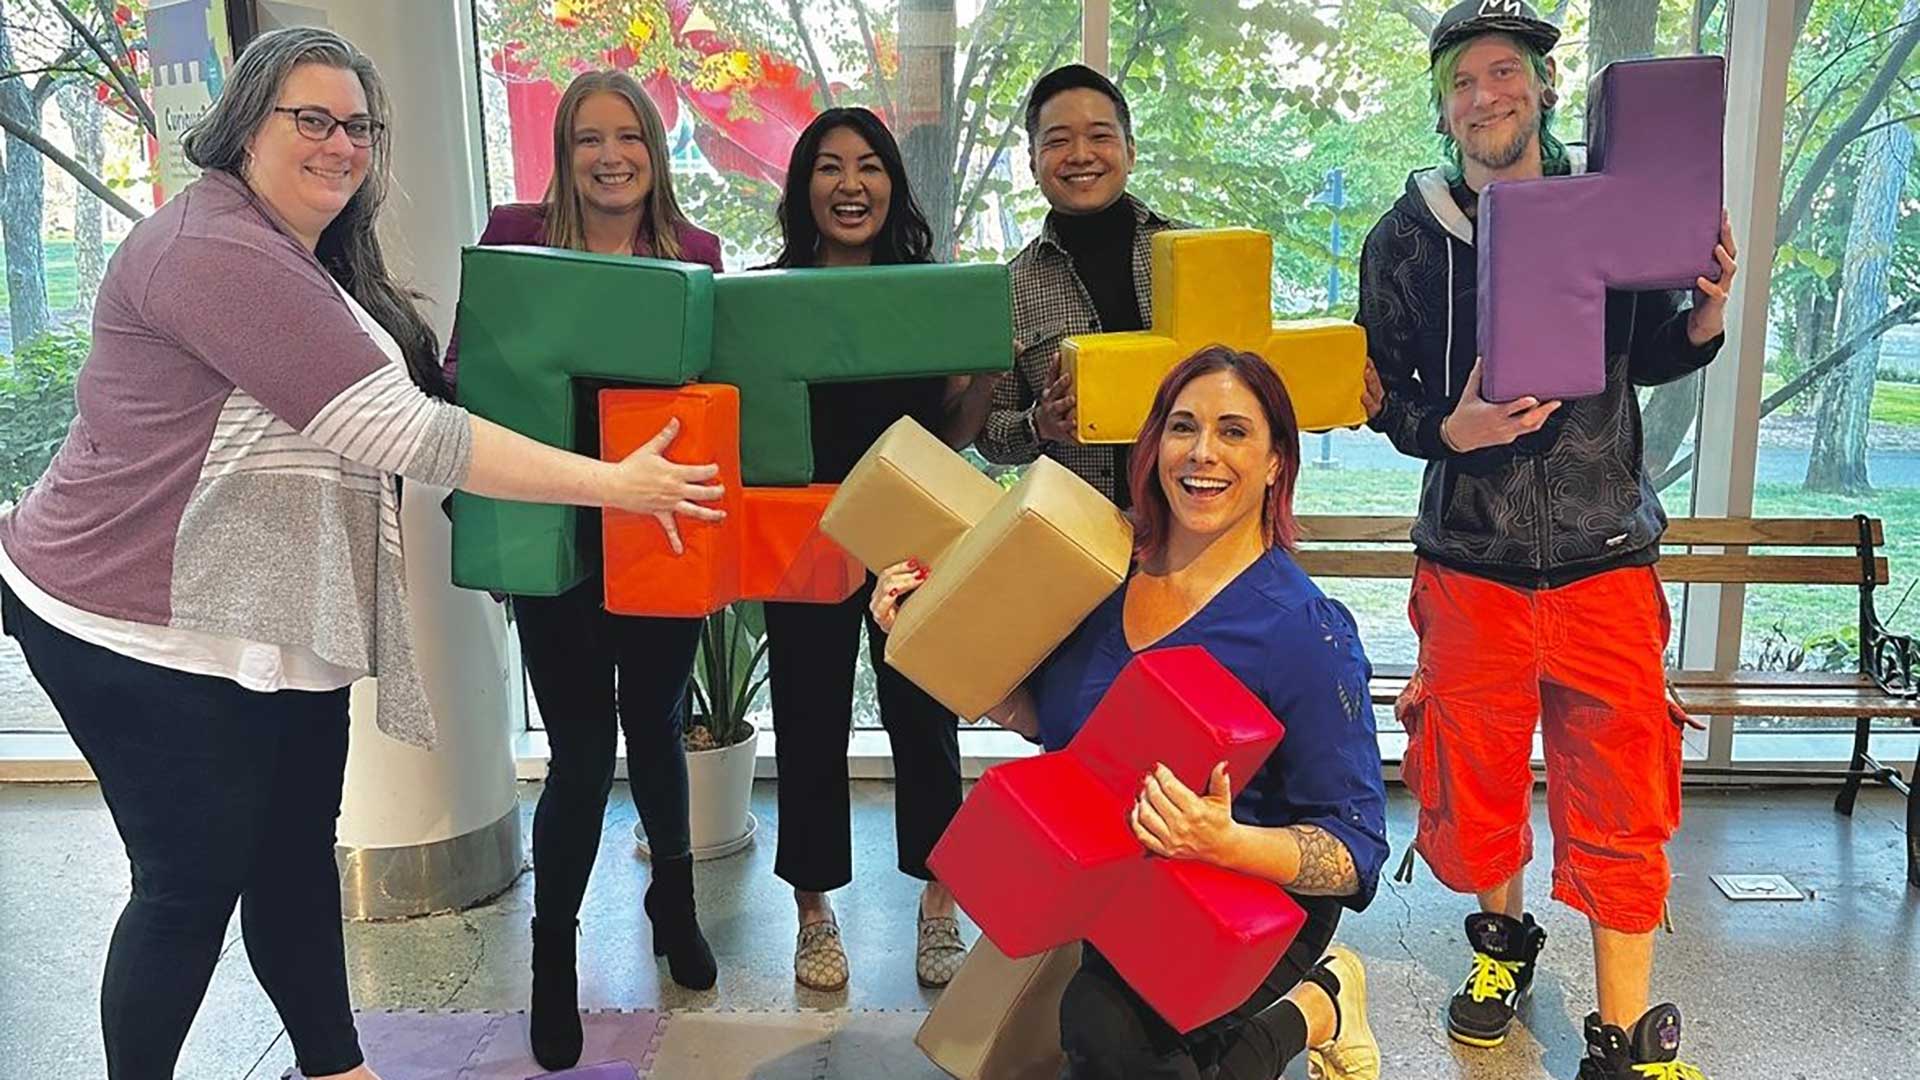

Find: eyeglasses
273;106;383;148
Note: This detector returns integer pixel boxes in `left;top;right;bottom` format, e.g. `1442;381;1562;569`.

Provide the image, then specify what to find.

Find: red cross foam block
926;645;1307;1032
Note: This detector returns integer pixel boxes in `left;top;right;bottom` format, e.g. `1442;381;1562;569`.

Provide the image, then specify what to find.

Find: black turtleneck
1048;197;1144;333
1046;196;1142;508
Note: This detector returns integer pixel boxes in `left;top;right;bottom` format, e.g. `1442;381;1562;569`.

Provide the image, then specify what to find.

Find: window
474;0;1079;730
0;1;158;734
1738;0;1920;748
475;0;1080;266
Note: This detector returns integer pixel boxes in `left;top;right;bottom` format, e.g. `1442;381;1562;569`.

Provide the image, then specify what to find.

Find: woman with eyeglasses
0;30;724;1080
442;69;727;1070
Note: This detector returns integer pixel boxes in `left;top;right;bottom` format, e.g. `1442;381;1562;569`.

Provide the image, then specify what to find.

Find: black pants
515;579;701;922
763;582;961;892
1059;894;1344;1080
1;582;362;1078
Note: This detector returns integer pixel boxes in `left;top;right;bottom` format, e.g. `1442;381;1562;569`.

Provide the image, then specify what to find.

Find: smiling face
570;90;654;222
807;124;891;263
1156;369;1280;546
1030;87;1134;215
1443;34;1548;173
244;62;372;247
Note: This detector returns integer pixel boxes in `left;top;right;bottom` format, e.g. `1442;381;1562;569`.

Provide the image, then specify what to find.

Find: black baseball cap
1428;0;1561;64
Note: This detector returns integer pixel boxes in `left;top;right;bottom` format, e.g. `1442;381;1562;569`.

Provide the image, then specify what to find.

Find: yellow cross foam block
823;418;1133;718
1061;228;1370;443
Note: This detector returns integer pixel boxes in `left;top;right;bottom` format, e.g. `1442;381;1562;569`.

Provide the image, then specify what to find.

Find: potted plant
638;602;767;860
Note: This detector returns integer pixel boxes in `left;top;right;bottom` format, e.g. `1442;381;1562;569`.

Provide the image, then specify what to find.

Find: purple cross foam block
1478;55;1725;403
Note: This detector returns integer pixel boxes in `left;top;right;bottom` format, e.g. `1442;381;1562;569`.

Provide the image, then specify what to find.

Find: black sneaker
1576;1003;1707;1079
1445;911;1546;1048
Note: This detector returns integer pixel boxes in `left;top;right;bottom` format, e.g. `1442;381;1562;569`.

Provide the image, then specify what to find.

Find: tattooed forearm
1284;825;1360;896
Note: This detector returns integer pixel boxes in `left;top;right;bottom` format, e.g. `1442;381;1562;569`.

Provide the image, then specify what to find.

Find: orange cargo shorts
1398;559;1683;934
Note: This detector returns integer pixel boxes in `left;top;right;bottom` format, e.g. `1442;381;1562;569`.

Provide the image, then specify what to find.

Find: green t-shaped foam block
707;263;1015;485
449;246;1012;595
450;245;712;595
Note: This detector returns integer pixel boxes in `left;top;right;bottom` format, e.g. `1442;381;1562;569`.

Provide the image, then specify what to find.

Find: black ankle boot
529;917;582;1069
644;853;717;990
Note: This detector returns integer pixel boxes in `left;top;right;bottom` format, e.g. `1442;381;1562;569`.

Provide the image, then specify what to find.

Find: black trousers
763;582;962;892
1;582;362;1079
1059;894;1344;1080
515;578;702;922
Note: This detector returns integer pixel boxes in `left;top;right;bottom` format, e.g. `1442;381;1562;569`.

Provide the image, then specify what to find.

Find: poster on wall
148;0;238;204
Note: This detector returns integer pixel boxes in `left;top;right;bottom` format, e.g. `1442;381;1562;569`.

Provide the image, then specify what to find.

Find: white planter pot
635;726;758;861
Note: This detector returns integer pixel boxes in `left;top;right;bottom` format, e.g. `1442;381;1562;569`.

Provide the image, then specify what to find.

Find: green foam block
450;246;713;596
708;262;1014;485
449;248;1012;593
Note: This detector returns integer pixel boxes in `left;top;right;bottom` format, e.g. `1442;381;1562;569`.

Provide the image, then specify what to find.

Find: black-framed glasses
273;106;383;148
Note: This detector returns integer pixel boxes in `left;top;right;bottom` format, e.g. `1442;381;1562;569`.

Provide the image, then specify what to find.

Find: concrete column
258;0;524;917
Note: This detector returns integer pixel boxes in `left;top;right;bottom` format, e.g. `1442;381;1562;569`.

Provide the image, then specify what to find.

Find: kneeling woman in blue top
874;346;1389;1080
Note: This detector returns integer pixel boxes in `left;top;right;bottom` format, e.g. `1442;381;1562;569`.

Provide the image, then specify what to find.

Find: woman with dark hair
0;31;722;1080
441;69;724;1069
759;106;999;992
875;347;1388;1079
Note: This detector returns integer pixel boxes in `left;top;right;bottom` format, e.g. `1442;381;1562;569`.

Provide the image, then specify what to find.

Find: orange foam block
600;386;865;617
600;385;744;618
740;486;865;604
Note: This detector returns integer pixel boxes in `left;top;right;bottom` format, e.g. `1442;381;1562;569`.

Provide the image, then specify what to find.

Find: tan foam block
886;457;1132;718
821;417;1005;572
1263;319;1370;431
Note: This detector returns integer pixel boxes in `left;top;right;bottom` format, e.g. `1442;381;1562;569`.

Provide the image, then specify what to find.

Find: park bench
1293;514;1920;888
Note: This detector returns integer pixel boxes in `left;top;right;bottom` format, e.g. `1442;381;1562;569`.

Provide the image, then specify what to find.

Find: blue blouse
1030;548;1389;911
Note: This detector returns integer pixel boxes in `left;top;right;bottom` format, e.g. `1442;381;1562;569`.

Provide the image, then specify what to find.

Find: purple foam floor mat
284;1010;666;1080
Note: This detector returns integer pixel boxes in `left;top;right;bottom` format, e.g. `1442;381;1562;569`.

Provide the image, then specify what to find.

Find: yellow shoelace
1632;1062;1706;1079
1465;951;1521;1002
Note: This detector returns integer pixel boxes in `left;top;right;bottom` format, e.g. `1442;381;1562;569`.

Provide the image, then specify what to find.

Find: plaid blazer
977;194;1184;500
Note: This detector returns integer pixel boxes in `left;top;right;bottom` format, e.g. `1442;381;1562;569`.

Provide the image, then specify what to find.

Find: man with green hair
1357;2;1738;1077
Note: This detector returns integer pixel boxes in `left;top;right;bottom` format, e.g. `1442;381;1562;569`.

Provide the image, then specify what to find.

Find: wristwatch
1022;404;1042;446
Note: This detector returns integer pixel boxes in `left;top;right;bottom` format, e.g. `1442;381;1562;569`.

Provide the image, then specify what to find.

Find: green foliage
0;328;88;502
685;602;769;751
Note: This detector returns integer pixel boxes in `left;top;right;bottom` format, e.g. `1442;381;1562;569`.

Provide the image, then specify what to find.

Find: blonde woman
443;70;725;1069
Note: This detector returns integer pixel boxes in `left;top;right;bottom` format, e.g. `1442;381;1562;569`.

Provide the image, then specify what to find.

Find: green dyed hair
1431;33;1570;179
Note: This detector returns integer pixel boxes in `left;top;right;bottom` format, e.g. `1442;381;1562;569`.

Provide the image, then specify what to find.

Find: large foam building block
708;263;1015;485
819;416;1006;573
598;389;865;616
1061;229;1369;442
599;385;743;618
451;246;713;595
450;249;1011;597
928;646;1308;1033
884;456;1133;718
1479;55;1725;403
737;485;865;603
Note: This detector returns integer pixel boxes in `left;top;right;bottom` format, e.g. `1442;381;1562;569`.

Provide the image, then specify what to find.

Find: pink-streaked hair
1127;345;1301;564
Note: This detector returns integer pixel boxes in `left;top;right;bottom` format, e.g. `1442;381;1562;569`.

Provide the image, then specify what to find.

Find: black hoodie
1357;160;1724;588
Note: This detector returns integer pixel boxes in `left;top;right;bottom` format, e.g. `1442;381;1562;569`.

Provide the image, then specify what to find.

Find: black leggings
763;583;961;892
1059;894;1344;1080
515;579;701;922
2;582;362;1079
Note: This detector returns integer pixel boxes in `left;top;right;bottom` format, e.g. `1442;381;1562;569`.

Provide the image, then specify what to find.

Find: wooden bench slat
1667;670;1879;689
1293;516;1883;548
1669;687;1920;718
1662;517;1882;547
1294;550;1887;586
1364;667;1919;715
1657;554;1888;585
